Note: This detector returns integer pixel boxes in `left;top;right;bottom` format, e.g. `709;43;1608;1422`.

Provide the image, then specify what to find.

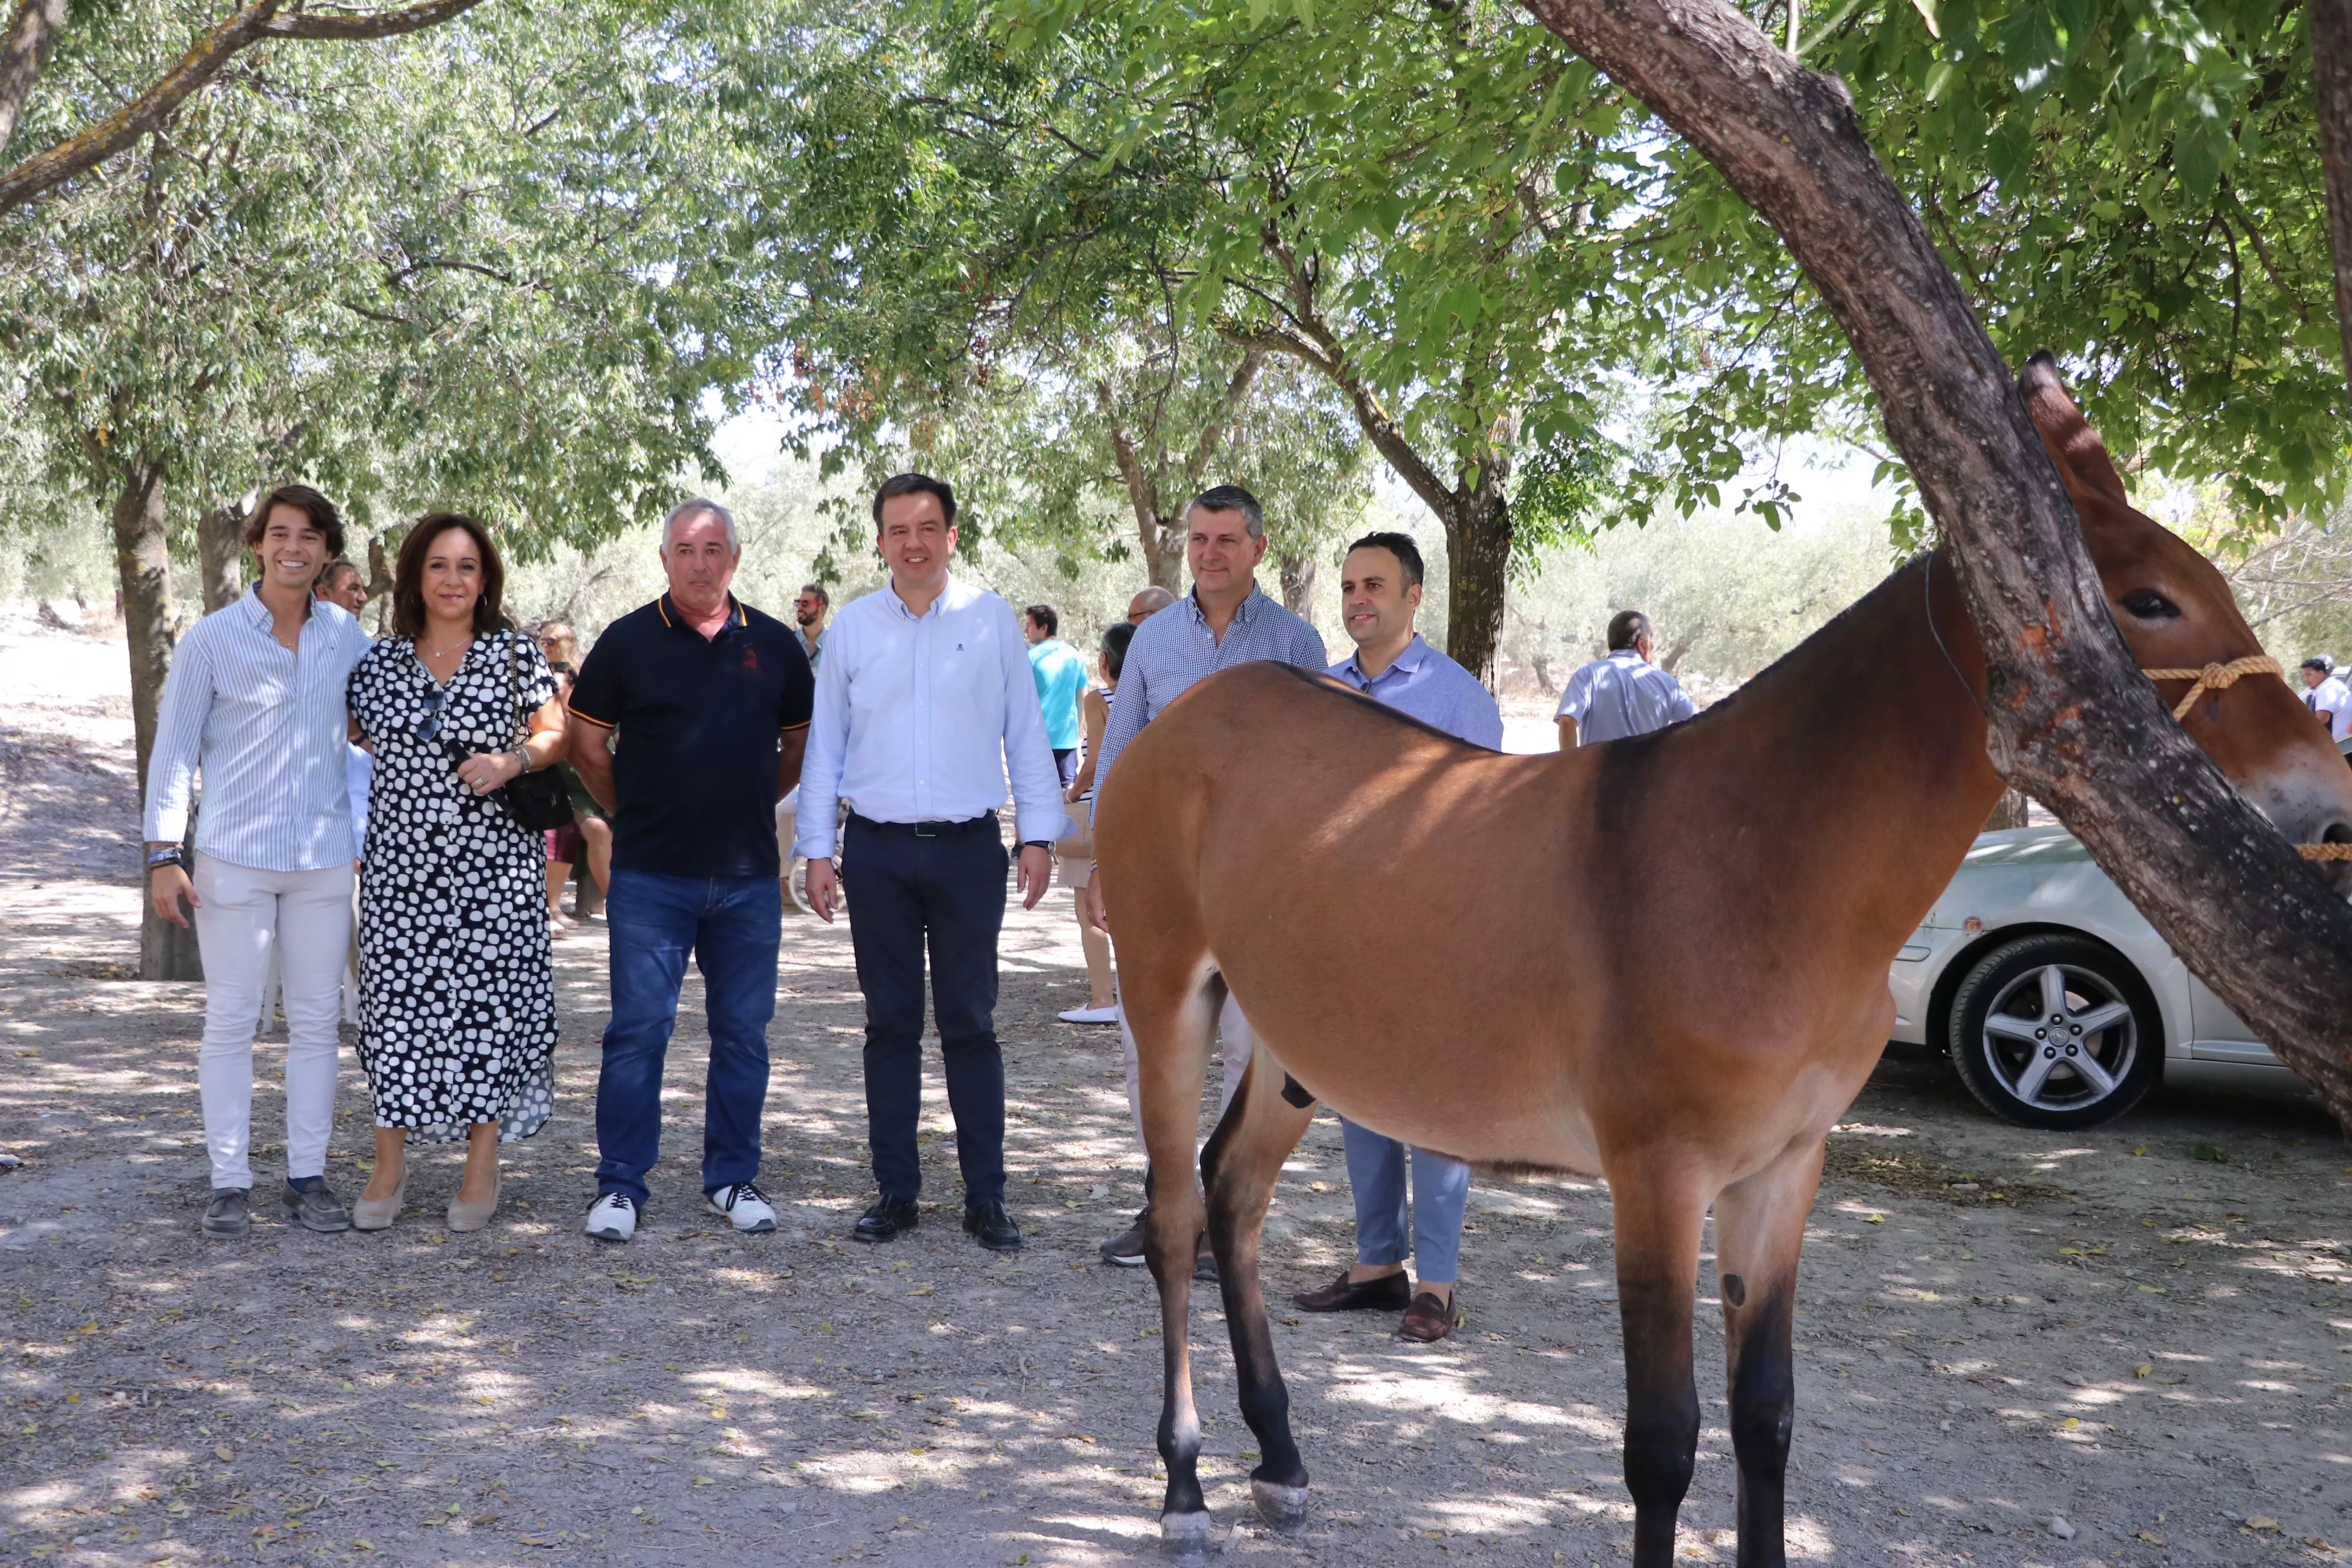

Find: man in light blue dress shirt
796;473;1072;1253
1291;531;1498;1343
1084;483;1327;1272
1554;609;1697;747
143;485;374;1240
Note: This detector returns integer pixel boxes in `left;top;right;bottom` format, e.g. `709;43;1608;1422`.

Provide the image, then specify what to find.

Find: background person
1554;609;1696;749
796;473;1071;1253
1056;620;1135;1025
542;662;588;933
569;499;814;1244
316;560;373;1024
345;514;567;1233
1292;531;1497;1343
1126;584;1175;625
1023;603;1089;788
1084;484;1327;1273
2302;655;2351;741
794;583;830;669
144;484;374;1239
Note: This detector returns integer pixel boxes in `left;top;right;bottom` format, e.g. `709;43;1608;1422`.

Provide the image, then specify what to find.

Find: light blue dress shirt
1554;648;1697;743
1027;638;1088;750
1090;585;1327;818
1328;633;1501;749
794;574;1073;860
142;587;375;870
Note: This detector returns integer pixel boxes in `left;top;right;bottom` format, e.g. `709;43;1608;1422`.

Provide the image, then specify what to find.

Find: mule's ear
2018;351;2129;508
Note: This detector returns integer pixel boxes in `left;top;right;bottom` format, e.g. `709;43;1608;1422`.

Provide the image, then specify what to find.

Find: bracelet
509;747;531;775
146;846;185;872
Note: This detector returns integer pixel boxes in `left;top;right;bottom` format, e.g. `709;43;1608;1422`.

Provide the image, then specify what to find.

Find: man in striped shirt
1083;483;1327;1271
144;485;375;1240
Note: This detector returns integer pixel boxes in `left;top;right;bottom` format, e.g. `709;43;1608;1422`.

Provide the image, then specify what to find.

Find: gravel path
4;611;2351;1568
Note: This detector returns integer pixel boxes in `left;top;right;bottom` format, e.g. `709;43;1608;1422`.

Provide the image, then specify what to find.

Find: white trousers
191;857;351;1189
1120;988;1255;1146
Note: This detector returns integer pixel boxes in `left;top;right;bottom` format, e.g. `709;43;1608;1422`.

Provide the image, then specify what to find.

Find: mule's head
2020;352;2352;887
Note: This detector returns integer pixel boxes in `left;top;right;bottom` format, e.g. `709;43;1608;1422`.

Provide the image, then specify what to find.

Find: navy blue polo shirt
567;594;814;879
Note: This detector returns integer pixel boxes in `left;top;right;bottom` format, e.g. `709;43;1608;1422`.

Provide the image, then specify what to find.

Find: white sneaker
707;1182;778;1233
584;1193;636;1242
1058;1004;1119;1024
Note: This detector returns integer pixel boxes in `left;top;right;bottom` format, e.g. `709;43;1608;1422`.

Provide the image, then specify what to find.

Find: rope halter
2139;655;2286;722
2138;654;2352;862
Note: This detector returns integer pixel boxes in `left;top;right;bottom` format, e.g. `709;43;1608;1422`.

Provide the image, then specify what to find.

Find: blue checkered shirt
1089;586;1327;822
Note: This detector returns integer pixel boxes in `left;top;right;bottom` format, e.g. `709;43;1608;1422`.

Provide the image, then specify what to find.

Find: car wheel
1945;933;2160;1129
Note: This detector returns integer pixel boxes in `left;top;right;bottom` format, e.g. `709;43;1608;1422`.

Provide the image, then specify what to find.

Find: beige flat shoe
352;1171;407;1232
446;1167;499;1232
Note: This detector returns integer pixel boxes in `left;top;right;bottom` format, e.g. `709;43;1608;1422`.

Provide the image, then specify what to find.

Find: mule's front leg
1714;1141;1824;1568
1199;1040;1318;1533
1612;1172;1706;1568
1146;1169;1213;1554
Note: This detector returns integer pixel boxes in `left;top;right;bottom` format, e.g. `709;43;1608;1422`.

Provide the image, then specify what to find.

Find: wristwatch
146;845;187;873
1018;839;1056;852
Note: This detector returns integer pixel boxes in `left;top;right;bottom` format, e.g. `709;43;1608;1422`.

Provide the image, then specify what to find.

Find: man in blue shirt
143;484;374;1239
568;499;815;1244
1086;483;1327;1272
1022;603;1089;787
1294;531;1500;1342
796;473;1072;1252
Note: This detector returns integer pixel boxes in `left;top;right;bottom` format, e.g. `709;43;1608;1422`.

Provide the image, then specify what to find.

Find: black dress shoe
962;1201;1023;1252
853;1195;920;1243
1292;1268;1413;1312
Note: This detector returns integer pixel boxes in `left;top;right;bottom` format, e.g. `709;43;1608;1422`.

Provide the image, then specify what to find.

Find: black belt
847;811;997;839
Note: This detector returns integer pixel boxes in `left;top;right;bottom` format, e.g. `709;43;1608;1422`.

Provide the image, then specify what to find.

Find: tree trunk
1441;486;1512;684
1983;788;2031;832
1521;0;2352;1129
2312;0;2352;400
1278;552;1318;618
1143;515;1185;593
111;456;201;981
198;499;245;613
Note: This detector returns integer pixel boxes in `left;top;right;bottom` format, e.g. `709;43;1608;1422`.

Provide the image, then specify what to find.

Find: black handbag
495;632;576;832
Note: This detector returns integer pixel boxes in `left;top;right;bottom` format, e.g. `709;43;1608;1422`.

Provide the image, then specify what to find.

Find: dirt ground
5;609;2352;1568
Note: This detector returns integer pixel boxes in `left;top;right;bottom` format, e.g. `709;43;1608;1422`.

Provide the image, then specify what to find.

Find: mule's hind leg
1132;976;1222;1554
1713;1138;1825;1568
1608;1163;1709;1568
1197;1018;1318;1533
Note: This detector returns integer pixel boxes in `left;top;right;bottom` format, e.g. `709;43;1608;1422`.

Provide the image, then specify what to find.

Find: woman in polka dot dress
345;513;567;1233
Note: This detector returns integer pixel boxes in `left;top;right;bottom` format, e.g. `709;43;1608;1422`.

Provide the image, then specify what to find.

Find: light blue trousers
1340;1117;1470;1283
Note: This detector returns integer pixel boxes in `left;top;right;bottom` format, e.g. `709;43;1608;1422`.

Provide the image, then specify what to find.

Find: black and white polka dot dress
348;631;557;1144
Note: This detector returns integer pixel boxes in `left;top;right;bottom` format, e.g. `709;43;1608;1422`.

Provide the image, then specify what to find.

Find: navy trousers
843;814;1008;1208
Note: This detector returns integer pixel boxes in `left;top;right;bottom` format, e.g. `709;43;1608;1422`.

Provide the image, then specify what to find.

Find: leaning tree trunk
2312;0;2352;400
1278;552;1318;618
197;499;244;613
1521;0;2352;1129
1441;485;1513;685
112;455;201;981
1142;514;1187;593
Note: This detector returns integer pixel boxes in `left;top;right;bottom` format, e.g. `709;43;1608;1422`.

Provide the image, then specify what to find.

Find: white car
1886;776;2352;1131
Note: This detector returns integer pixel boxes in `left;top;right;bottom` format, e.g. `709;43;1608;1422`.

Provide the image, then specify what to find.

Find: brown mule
1093;357;2352;1563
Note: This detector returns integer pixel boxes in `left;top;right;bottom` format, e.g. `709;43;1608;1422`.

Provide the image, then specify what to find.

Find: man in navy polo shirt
566;499;815;1243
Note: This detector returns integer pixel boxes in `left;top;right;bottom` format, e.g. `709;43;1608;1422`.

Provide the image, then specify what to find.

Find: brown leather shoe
1291;1268;1412;1313
1399;1290;1461;1342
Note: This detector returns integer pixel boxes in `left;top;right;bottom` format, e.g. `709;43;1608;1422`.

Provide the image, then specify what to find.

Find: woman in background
1056;620;1134;1025
347;514;564;1232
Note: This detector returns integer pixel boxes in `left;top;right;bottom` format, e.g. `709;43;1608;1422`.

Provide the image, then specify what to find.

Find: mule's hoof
1250;1478;1310;1533
1160;1509;1214;1556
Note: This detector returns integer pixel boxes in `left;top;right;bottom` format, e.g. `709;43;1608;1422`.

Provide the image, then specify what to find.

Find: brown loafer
1291;1268;1413;1313
1399;1290;1461;1342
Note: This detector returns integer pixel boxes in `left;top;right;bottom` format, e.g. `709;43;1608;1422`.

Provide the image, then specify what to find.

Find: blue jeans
1340;1118;1470;1284
594;869;780;1206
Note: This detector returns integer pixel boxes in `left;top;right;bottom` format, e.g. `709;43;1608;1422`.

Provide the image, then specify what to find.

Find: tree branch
1180;345;1266;489
0;0;67;155
0;0;484;218
2311;0;2352;399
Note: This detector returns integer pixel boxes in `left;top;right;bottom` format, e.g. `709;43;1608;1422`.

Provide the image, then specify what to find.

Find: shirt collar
656;593;747;631
883;571;963;621
1338;633;1430;688
239;583;313;630
1185;584;1264;628
1606;646;1647;664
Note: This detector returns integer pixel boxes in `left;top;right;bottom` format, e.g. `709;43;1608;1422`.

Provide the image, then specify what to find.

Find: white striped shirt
142;588;375;870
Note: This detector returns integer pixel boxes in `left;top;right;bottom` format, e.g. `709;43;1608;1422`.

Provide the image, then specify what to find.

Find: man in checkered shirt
1080;482;1327;1273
